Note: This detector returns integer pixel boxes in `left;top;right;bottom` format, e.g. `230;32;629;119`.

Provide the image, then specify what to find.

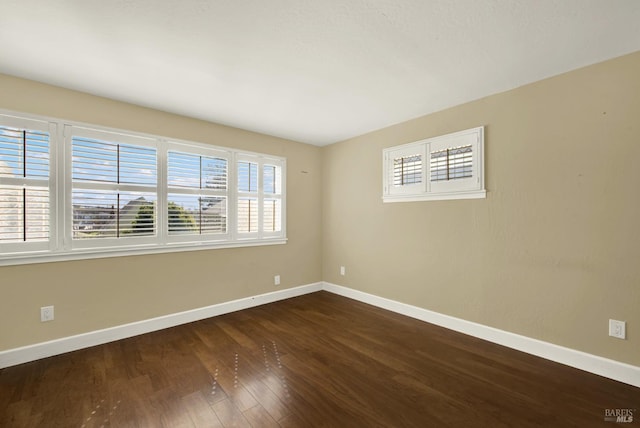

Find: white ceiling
1;1;640;146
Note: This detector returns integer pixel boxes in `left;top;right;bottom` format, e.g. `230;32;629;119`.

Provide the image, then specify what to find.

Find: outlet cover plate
41;306;54;322
609;319;626;339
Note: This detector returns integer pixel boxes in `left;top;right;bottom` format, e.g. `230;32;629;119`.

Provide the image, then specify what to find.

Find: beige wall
0;74;323;350
322;51;640;366
2;52;639;368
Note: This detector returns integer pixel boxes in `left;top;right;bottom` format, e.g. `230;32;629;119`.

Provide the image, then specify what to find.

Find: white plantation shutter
263;199;281;233
237;197;258;233
263;164;282;233
166;146;229;241
429;145;473;181
383;126;485;202
237;160;258;234
394;154;422;186
0;115;54;253
384;146;425;197
237;157;284;237
427;130;481;195
72;190;157;238
68;127;158;247
1;111;287;265
0;187;49;240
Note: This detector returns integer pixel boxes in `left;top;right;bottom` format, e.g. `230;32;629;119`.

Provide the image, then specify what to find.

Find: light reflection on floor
80;399;121;428
78;341;290;427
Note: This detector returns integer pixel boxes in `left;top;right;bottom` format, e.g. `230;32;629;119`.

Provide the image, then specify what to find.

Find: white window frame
261;159;284;238
383;126;486;203
65;125;160;251
0;114;58;255
0;109;286;266
236;154;285;240
165;140;232;245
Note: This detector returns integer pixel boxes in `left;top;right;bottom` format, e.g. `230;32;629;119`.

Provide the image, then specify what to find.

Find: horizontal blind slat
430;144;473;182
238;162;258;193
0;123;50;244
167;151;228;191
0;127;50;179
237;197;258;233
72;190;156;239
0;186;49;242
393;154;422;186
167;194;227;235
263;199;281;232
72;137;157;185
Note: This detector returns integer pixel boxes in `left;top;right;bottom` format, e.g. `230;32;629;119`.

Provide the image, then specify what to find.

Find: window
263;164;283;233
383;126;485;202
237;160;258;234
0;115;55;254
0;111;286;265
166;145;229;242
68;126;158;248
237;155;283;237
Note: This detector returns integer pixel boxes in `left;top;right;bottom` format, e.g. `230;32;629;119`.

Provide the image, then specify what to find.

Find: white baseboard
0;282;323;369
322;282;640;388
2;280;638;389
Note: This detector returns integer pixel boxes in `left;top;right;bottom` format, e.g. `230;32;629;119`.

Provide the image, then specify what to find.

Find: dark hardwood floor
1;291;638;427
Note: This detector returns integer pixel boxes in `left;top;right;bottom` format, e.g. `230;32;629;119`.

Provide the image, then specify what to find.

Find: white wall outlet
340;266;346;276
274;275;280;286
41;306;54;322
609;319;626;339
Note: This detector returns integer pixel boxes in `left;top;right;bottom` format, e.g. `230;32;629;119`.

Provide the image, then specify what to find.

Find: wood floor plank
182;391;224;428
276;412;306;428
243;404;281;428
212;398;251;428
242;375;291;422
1;291;638;427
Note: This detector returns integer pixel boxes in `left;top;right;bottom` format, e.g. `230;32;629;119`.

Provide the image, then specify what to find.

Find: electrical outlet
340;266;346;276
609;319;626;339
274;275;280;286
41;306;54;322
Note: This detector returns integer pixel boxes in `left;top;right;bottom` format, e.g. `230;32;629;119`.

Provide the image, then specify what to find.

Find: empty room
1;1;639;427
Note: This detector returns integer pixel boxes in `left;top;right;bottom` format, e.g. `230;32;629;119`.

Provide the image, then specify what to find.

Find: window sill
383;189;486;203
0;238;287;267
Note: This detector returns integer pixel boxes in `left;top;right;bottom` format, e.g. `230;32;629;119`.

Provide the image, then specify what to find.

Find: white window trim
261;160;285;238
0;115;58;254
382;126;486;203
236;153;286;240
65;125;161;251
0;109;286;266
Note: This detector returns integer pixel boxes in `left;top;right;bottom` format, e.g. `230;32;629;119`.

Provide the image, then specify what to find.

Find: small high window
383;126;485;202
